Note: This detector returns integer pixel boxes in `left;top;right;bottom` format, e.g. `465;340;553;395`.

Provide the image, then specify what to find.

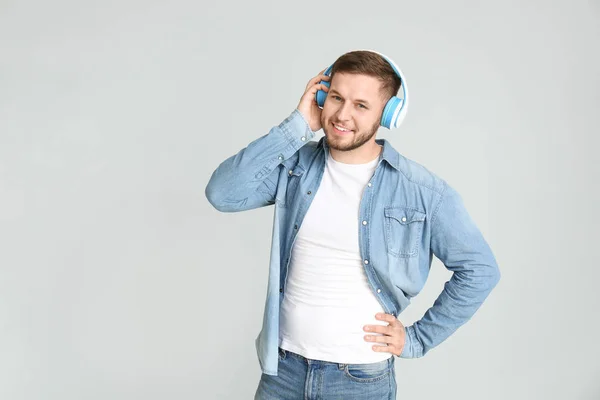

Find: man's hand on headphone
296;70;330;132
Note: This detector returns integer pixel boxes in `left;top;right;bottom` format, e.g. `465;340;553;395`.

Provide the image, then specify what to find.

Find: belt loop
278;347;287;360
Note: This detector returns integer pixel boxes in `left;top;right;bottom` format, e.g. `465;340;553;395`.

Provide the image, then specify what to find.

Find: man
205;50;500;399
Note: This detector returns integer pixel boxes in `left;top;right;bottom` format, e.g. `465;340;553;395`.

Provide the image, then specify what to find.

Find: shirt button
364;259;369;265
401;217;407;222
294;224;298;229
278;155;284;160
307;191;312;195
279;288;283;293
301;136;306;141
362;220;367;225
377;288;381;293
367;182;372;187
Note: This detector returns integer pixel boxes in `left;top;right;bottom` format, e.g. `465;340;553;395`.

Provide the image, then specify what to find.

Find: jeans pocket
384;206;426;258
343;359;392;383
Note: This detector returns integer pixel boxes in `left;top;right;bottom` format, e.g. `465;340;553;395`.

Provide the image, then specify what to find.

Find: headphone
315;50;409;129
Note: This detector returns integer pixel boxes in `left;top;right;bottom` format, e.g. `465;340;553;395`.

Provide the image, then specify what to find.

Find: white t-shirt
279;147;392;364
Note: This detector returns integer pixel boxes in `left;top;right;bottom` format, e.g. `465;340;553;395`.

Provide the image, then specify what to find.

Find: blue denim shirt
205;109;500;376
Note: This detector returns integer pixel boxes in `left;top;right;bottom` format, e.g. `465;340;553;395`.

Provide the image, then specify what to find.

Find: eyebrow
328;89;371;106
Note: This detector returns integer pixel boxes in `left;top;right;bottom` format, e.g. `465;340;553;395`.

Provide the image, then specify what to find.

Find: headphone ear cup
381;96;402;129
315;80;331;108
380;96;403;128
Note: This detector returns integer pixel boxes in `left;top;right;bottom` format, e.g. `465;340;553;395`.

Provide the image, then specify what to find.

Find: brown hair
330;50;401;102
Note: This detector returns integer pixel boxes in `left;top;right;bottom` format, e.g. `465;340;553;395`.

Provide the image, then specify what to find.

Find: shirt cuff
278;109;316;145
398;325;423;359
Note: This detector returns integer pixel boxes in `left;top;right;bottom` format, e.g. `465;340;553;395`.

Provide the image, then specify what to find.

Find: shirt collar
319;136;401;172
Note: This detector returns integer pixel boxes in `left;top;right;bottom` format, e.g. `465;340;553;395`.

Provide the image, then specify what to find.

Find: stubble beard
321;116;380;152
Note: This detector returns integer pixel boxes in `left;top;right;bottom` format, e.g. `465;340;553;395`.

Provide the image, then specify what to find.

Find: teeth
334;124;351;132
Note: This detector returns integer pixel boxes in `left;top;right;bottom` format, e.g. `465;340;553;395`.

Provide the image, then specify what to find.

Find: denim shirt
205;109;501;376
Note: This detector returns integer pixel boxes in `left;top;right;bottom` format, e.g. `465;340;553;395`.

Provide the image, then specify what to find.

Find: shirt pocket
384;206;427;258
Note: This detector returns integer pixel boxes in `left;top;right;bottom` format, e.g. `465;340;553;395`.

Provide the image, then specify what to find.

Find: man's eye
333;96;342;101
358;104;367;109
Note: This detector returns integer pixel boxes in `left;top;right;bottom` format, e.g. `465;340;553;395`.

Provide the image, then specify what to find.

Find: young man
205;50;500;399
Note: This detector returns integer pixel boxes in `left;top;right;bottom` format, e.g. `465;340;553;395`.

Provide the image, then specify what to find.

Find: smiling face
320;72;388;155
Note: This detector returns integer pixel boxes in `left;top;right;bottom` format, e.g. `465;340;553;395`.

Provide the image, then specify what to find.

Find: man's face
320;72;387;152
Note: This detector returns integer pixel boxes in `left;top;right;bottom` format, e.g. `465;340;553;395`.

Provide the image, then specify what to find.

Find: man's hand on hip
363;313;407;356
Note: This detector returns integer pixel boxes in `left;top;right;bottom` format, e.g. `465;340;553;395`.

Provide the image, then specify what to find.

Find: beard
321;116;380;152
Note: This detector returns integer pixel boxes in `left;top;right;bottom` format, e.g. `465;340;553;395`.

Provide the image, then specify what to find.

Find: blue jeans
254;347;397;399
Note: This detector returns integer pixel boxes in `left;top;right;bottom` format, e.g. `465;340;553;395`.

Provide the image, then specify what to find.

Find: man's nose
336;102;352;121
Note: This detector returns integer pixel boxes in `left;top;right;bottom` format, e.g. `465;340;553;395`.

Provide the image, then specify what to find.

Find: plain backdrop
1;0;599;399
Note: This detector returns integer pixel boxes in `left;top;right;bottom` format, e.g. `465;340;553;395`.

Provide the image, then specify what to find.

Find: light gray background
1;0;599;399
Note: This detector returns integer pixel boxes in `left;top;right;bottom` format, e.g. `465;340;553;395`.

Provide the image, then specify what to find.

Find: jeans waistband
278;346;394;368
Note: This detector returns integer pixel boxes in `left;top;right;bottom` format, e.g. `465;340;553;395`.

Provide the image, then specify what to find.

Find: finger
310;73;330;84
363;324;392;335
307;74;322;86
305;83;329;96
371;344;395;353
375;313;397;325
306;75;330;90
364;334;392;344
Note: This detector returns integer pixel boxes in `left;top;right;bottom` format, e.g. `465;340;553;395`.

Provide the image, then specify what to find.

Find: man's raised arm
205;110;313;212
205;70;330;212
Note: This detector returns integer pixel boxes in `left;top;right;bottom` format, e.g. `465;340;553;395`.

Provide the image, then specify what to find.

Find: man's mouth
332;123;354;134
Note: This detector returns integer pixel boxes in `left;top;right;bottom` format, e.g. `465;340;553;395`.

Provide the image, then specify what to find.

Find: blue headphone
315;50;409;129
